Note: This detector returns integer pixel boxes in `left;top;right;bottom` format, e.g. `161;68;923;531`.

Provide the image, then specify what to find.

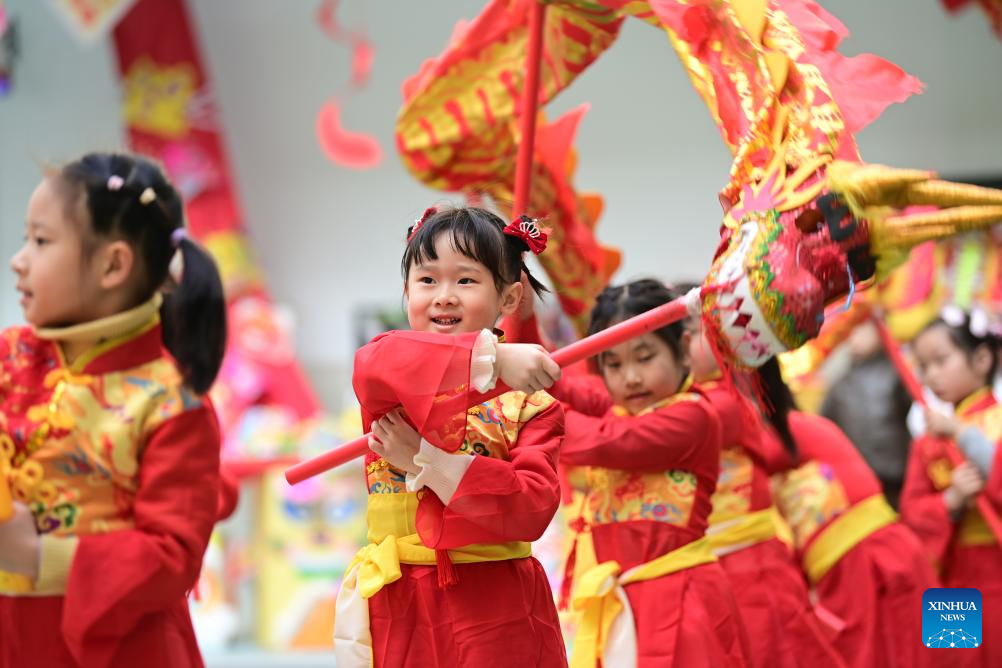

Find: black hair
757;357;799;462
672;280;703;329
587;279;687;368
401;206;548;297
56;152;226;394
918;315;1000;382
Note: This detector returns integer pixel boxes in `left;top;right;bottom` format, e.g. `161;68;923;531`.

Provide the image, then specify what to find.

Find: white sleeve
470;328;500;393
957;426;996;477
405;439;476;505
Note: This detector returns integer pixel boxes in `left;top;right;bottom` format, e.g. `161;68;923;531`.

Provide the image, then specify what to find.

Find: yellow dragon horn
902;180;1002;208
873;205;1002;250
827;160;934;214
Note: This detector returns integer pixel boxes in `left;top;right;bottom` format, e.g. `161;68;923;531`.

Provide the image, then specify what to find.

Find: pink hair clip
107;175;124;191
407;207;437;242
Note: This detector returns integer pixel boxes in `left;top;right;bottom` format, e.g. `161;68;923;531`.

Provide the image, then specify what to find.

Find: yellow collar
34;294;162;344
955;386;994;417
34;295;163;372
696;369;723;385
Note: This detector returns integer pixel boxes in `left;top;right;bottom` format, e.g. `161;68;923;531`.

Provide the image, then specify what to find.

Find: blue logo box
923;588;982;649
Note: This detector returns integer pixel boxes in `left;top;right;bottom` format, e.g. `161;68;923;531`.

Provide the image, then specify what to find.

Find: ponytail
56;151;228;394
160;237;227;394
757;357;800;463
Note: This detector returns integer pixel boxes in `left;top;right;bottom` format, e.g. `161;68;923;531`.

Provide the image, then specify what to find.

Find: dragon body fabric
397;0;1002;367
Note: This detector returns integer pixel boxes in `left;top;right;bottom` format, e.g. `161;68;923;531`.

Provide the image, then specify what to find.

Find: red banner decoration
113;0;320;444
396;0;624;335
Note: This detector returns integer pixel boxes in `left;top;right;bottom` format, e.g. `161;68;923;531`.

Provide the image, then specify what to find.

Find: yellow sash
958;507;998;547
802;494;897;584
333;493;533;668
570;537;717;668
351;492;531;600
706;507;784;556
0;573;33;595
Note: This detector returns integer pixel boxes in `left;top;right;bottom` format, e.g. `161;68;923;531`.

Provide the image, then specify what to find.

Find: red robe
555;377;749;667
766;412;943;668
901;387;1002;668
352;330;566;667
0;323;220;668
699;381;844;668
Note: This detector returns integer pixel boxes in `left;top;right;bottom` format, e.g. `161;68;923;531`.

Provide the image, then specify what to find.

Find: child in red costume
758;359;943;668
685;312;845;668
0;153;227;668
901;312;1002;667
553;280;748;667
336;208;567;667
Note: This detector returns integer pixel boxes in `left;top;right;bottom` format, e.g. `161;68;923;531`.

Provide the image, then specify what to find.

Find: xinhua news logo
923;588;982;649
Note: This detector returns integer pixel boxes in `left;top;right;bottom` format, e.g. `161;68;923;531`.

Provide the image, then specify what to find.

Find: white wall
1;0;1000;409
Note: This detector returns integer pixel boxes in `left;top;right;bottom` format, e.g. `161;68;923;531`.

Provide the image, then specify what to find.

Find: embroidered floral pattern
771;460;850;550
365;391;554;495
585;467;698;526
708;445;755;525
1;327;200;537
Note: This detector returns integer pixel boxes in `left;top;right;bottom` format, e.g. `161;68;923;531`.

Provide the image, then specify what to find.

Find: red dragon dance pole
513;0;547;218
286;296;691;483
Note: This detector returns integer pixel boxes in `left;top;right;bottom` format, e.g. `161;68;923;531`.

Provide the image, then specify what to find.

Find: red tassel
436;549;458;589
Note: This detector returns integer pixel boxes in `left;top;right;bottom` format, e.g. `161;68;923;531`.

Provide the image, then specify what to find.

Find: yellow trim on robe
802;494;897;584
706;507;782;555
958;508;998;547
570;537;717;668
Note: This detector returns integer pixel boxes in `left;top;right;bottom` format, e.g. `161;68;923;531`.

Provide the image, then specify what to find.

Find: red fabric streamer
314;0;381;169
316;99;382;170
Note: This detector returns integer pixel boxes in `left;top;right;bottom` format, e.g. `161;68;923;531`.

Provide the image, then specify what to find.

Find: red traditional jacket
0;298;221;668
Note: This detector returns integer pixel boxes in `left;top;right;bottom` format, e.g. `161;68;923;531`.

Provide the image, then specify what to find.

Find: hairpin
170;227;187;248
503;215;547;255
407;207;437;242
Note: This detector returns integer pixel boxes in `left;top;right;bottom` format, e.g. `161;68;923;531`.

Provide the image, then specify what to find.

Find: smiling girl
335;207;567;667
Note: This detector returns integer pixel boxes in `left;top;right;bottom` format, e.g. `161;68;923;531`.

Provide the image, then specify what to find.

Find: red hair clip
408;207;438;242
503;215;548;255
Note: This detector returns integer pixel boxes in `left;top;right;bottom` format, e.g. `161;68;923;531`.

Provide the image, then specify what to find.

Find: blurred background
1;0;999;664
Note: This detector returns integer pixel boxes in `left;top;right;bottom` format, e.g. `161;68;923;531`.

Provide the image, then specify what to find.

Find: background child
0;152;227;668
684;307;846;668
759;359;943;668
554;279;748;667
901;312;1002;667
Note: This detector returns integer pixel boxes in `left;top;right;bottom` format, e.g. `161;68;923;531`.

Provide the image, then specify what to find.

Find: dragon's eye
794;207;824;233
